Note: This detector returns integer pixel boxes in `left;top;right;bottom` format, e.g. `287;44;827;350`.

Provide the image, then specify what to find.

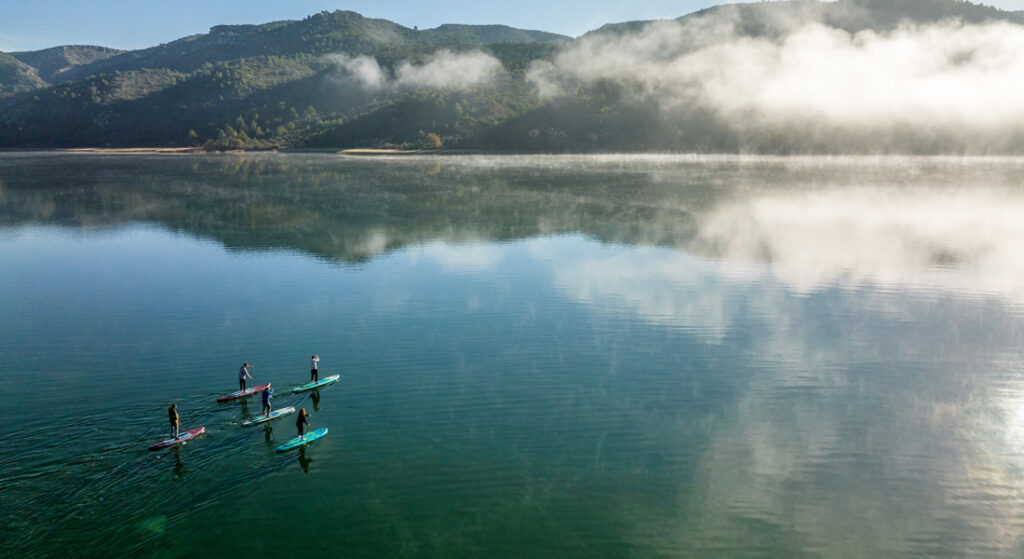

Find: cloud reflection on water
696;186;1024;298
517;233;1024;555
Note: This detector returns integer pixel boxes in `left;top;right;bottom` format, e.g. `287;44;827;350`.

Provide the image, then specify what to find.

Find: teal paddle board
291;374;340;393
275;427;328;452
241;406;296;427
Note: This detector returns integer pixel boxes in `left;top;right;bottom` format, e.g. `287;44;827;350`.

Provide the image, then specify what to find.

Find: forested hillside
2;0;1023;153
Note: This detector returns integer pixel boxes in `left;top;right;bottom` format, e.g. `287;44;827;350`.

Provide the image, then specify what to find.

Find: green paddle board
241;406;296;427
291;374;340;393
275;427;328;452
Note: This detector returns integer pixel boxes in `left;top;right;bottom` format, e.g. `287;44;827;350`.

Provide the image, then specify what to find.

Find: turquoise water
3;153;1024;557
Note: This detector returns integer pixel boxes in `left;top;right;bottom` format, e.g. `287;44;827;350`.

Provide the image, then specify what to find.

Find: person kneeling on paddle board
168;403;181;438
296;408;310;437
310;355;319;383
261;385;273;417
238;362;253;391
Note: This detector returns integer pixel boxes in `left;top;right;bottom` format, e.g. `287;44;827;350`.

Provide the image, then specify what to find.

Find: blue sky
2;0;1024;52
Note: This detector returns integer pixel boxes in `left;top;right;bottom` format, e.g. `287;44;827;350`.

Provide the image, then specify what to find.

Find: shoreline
64;147;208;155
2;148;1022;162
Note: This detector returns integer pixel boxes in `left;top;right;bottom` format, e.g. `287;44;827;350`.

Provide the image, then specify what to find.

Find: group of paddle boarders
164;355;324;440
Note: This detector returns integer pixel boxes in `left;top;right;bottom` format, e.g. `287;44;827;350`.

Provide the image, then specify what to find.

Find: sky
5;0;1022;52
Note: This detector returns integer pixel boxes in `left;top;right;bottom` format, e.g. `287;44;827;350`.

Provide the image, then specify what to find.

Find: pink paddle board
149;426;205;450
216;383;271;402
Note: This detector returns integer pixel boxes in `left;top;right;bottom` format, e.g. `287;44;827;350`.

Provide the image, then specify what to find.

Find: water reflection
297;447;313;474
3;153;1024;557
696;186;1024;297
1;154;1022;293
171;446;187;480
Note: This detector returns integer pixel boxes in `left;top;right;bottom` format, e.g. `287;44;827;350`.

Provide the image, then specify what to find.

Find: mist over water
3;153;1024;557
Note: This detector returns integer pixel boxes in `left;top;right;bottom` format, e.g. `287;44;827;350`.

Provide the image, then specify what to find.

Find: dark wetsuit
261;388;273;416
296;412;309;437
168;406;179;438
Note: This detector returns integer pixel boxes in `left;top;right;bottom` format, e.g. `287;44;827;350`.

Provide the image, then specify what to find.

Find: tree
423;133;442;149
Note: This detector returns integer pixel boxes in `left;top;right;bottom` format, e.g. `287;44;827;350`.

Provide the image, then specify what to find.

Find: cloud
328;49;504;92
529;15;1024;151
328;53;390;90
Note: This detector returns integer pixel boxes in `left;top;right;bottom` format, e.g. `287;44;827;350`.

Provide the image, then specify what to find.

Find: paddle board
217;383;271;403
241;406;296;427
149;426;205;450
275;427;328;452
291;375;340;393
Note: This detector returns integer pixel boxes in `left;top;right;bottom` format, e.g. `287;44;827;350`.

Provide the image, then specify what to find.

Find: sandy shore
337;148;429;156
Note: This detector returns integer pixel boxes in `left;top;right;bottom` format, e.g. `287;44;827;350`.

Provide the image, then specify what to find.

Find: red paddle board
216;383;271;402
149;426;206;450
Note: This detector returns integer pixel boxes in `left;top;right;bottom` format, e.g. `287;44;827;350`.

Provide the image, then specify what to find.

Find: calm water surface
3;153;1024;557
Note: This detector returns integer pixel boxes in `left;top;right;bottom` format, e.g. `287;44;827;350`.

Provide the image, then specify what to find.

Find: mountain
2;0;1024;153
10;45;122;83
0;53;47;98
0;10;568;149
424;24;570;45
586;0;1024;38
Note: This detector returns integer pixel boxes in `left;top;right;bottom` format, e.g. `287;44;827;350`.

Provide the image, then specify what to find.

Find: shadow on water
171;445;187;480
297;447;313;474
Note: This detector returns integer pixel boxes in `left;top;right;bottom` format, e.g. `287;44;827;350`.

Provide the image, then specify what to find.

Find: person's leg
171;421;178;438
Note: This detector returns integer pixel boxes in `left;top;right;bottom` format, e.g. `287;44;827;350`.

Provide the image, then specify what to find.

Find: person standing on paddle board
261;384;273;417
238;362;253;391
296;408;310;437
168;403;180;439
310;355;319;383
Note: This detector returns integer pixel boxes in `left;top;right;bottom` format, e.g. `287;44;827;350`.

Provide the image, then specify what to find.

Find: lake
2;152;1024;558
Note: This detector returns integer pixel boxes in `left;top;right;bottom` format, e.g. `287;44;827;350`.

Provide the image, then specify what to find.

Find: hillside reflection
2;153;1023;294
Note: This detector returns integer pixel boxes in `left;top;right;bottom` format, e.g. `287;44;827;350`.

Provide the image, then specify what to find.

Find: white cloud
328;49;504;92
529;17;1024;149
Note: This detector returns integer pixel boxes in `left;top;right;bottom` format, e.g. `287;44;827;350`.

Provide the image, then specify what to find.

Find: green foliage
10;45;122;83
0;53;47;98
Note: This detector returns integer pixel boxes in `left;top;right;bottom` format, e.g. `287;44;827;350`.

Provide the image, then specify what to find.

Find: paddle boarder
261;384;273;417
310;355;319;383
238;362;253;391
168;403;180;439
296;408;310;438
